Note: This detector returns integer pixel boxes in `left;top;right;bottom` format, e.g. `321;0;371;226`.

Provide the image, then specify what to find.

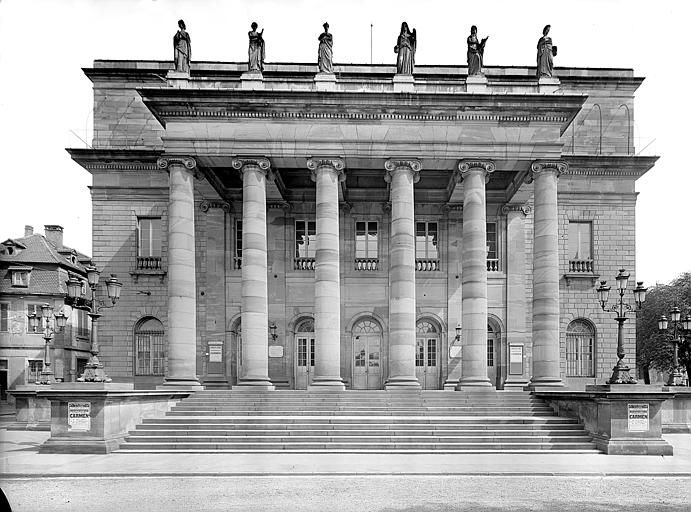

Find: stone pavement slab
1;429;690;477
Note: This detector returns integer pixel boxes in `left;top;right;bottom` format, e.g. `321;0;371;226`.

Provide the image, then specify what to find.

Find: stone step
142;416;580;424
166;410;555;417
125;434;592;443
135;423;583;431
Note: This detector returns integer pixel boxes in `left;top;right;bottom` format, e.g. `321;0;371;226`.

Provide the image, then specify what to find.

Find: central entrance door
352;319;381;389
295;319;315;389
487;323;501;388
415;320;440;389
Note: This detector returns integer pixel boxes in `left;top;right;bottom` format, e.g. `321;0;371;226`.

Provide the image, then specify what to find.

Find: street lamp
658;307;691;386
28;304;70;385
596;269;647;384
66;268;123;382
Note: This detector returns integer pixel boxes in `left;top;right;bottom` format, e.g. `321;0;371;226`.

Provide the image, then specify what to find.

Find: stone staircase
119;390;599;453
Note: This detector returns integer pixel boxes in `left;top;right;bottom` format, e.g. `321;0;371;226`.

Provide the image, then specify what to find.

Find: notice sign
208;345;223;363
628;403;649;432
68;401;91;432
268;345;284;358
509;345;523;375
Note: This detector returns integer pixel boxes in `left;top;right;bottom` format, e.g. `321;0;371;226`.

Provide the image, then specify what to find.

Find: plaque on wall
208;345;223;363
68;401;91;432
509;345;523;375
628;403;649;432
268;345;284;358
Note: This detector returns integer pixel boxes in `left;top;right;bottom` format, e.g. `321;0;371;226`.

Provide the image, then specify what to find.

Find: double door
295;335;315;389
352;334;381;389
415;337;439;389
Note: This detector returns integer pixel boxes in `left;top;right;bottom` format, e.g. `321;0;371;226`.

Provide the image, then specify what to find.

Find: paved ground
2;475;690;512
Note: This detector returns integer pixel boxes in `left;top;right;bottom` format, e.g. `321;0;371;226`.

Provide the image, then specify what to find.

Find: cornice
561;155;658;179
67;149;163;174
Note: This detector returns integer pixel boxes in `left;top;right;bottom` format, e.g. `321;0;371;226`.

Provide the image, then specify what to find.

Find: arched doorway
133;317;164;388
416;320;440;389
295;318;315;389
231;320;242;385
352;318;382;389
487;321;501;388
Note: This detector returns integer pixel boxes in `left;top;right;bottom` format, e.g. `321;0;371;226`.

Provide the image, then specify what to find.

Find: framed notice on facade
509;345;523;375
67;401;91;432
268;345;284;358
208;344;223;363
628;403;649;432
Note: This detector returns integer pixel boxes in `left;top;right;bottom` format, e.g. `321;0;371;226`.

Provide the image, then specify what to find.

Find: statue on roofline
394;22;416;75
537;24;558;78
173;19;191;73
467;25;488;76
248;22;265;72
318;22;334;73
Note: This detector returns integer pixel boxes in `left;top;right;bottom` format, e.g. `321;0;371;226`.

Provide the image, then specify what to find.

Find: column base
384;376;421;390
526;377;565;391
443;378;460;391
233;377;275;391
503;378;530;391
308;377;346;391
456;377;493;390
157;378;204;391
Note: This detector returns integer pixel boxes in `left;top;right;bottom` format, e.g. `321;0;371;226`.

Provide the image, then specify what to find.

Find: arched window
296;318;314;333
135;317;165;376
566;319;595;377
416;320;437;334
353;319;381;334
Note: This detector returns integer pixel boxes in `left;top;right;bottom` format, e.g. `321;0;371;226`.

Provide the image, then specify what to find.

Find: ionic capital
199;200;232;214
307;157;346;182
384;159;422;183
526;160;568;183
157;156;197;172
458;159;495;184
501;203;531;216
231;157;272;180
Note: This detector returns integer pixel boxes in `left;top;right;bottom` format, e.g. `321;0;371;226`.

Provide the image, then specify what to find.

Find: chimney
44;225;64;249
24;225;34;237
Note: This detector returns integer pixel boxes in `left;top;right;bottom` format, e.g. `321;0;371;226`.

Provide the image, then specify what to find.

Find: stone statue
248;22;265;72
466;25;488;76
317;22;334;73
173;19;191;73
536;24;557;78
394;22;416;75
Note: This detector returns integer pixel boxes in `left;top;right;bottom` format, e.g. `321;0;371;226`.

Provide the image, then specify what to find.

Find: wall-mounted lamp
454;323;462;342
269;321;278;342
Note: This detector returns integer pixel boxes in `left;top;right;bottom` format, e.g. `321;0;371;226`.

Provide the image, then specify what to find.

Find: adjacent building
67;59;656;391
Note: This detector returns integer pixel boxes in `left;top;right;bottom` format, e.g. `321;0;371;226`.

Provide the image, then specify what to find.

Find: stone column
529;161;568;388
384;159;422;389
232;157;274;390
307;158;346;390
457;160;495;389
502;204;531;390
157;156;202;388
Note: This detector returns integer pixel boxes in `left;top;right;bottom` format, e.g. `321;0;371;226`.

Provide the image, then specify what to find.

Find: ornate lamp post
596;268;647;384
27;304;69;385
658;307;691;386
66;266;123;382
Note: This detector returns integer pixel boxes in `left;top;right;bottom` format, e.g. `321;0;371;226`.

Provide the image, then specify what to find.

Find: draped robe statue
466;26;488;76
248;22;265;72
173;20;191;73
394;22;416;75
317;22;334;73
537;24;557;78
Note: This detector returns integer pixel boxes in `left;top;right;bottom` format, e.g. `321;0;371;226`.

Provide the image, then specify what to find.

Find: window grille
135;318;165;376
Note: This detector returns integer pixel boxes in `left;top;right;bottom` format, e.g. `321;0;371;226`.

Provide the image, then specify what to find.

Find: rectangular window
12;271;29;287
137;217;162;269
566;333;595;377
26;304;43;333
487;338;494;367
135;329;165;376
355;221;379;270
0;303;8;332
234;219;243;269
568;221;593;272
27;360;43;383
486;222;497;259
416;222;439;270
415;339;424;367
294;220;316;270
427;339;437;367
75;309;89;338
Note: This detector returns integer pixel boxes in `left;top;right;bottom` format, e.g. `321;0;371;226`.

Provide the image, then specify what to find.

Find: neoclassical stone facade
69;61;656;391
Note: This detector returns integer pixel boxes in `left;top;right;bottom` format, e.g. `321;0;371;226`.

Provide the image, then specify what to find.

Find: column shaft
384;160;421;389
309;159;345;389
530;162;567;388
161;157;201;387
458;161;494;389
233;158;274;390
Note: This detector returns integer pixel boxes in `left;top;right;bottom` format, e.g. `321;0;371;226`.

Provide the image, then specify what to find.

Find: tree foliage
636;272;691;384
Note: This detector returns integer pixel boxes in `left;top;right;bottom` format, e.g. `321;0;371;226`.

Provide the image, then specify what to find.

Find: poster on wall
67;401;91;432
208;345;223;363
627;403;649;432
509;345;523;375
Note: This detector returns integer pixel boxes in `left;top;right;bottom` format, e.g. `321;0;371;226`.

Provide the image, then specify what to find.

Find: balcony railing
294;257;316;270
355;258;379;271
233;256;242;270
136;256;162;270
486;258;500;272
569;259;594;273
416;258;439;271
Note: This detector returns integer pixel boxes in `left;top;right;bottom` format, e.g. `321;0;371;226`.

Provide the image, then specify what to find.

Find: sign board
208;345;223;363
628;403;649;432
268;345;284;358
67;401;91;432
509;345;523;375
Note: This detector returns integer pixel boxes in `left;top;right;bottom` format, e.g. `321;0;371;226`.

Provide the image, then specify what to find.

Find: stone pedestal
7;385;51;430
37;388;190;453
384;159;421;389
536;385;675;455
466;74;488;93
538;77;560;94
457;160;494;389
661;388;691;433
393;74;415;93
308;158;346;390
167;70;191;88
241;71;264;90
232;157;274;390
314;73;337;91
528;161;568;389
158;157;203;389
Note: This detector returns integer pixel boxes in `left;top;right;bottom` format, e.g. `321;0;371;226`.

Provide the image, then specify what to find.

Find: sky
0;0;689;286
